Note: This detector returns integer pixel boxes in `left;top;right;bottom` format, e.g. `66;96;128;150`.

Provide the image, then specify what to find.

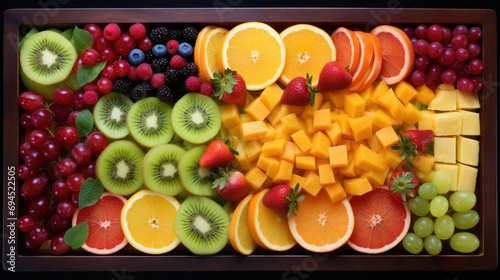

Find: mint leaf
79;178;104;209
70;26;93;55
64;221;89;249
77;62;105;87
76;109;94;137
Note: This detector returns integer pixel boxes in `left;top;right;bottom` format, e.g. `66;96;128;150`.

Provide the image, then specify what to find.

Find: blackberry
144;51;154;64
156;85;175;103
149;27;169;44
165;67;182;84
169;28;182;41
181;26;198;45
112;77;133;95
130;82;154;101
151;57;169;73
180;62;199;78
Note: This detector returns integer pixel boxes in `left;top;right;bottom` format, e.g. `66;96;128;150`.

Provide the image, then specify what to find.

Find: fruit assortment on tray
16;20;483;256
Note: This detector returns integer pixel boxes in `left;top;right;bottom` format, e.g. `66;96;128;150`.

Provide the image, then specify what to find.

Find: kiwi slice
94;92;134;139
20;30;77;86
174;196;230;255
171;92;221;144
127;97;174;148
143;143;186;196
178;145;215;197
96;140;144;196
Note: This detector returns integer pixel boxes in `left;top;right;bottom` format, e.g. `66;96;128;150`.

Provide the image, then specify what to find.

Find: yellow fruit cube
394;80;418;104
265;157;280;178
343;178;372;196
296;155;316;170
319;100;332;110
266;104;290;126
389;98;407;120
339;153;358;178
240;120;268;141
375;126;400;148
335;113;353;139
459;110;480;136
434;163;458;191
348;115;373;142
366;134;383;153
303;117;315;136
259;122;276;144
291;130;312;153
372;79;390;106
261;138;286;157
245;97;271;121
412;153;436;173
344;92;366;118
456;136;479;166
323;183;347;204
300;92;323;118
359;83;378;109
427;89;457;111
310;131;331;159
234;142;251;172
328;145;348;168
372;108;396;130
354;144;386;172
239;113;254;123
457;163;478;192
433;136;456;163
313;108;332;131
318;164;336;185
280;141;296;163
417;110;435;130
273;160;294;183
377;88;398;111
359;163;390;187
378;147;403;169
286;173;306;192
415;84;436;105
402;102;422;125
219;103;241;129
456;91;480;110
302;170;322;196
243;140;262;163
324;121;342;146
260;83;284;110
245;166;268;191
433;112;463;136
281;113;302;135
273;123;291;141
256;155;271;171
327;90;347;108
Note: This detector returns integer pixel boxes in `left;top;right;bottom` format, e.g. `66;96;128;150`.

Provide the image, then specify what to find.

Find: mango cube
394;80;418;104
328;145;348;168
313;108;332;131
348;115;373;142
273;160;294;183
354;144;386;172
245;97;271;121
412;153;436;173
344;92;366;118
280;141;296;163
403;102;422;125
302;170;322;196
295;155;316;170
372;79;390;106
259;83;283;110
343;177;372;196
378;147;403;169
261;138;286;157
375;126;400;148
240;120;268;141
310;131;331;159
323;183;347;204
243;140;262;163
245;166;268;191
291;129;312;152
318;164;336;185
219;103;241;129
324;121;342;146
281;113;302;135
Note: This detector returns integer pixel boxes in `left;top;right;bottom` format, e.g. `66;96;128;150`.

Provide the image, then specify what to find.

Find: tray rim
3;7;498;272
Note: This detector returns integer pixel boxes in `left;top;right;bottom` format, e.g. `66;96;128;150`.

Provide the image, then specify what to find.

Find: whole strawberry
317;61;352;92
388;170;420;202
392;129;434;161
263;183;304;217
280;74;318;106
212;167;249;204
199;139;238;168
211;68;247;108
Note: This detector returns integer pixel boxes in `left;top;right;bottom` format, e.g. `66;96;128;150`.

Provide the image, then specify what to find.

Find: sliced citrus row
120;189;181;254
247;188;296;251
229;193;258;255
72;192;128;255
217;21;286;91
288;189;354;253
278;23;336;87
198;27;229;82
370;25;415;85
194;25;217;81
347;31;375;92
349;32;384;92
331;27;361;74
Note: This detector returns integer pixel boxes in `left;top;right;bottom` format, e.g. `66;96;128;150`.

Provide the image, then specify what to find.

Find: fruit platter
3;8;497;272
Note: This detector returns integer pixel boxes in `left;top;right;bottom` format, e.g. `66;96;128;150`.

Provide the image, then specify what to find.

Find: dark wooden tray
3;8;497;272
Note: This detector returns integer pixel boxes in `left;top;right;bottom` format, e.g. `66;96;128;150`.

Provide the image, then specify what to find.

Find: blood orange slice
348;31;374;92
370;25;415;85
331;27;361;74
71;192;128;255
347;187;411;254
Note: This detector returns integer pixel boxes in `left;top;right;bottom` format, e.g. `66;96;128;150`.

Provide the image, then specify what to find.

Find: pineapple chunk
456;136;479;166
427;88;457;111
457;163;478;192
433;136;456;163
433;111;463;136
434;163;458;191
456;91;480;110
459;110;480;136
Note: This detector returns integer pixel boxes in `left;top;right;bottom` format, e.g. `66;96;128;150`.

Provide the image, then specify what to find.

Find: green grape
452;209;480;230
449;191;476;212
433;214;454;240
424;235;442;255
413;216;434;238
408;196;430;217
450;232;480;253
430;170;451;194
429;195;449;218
402;232;424;254
418;182;438;200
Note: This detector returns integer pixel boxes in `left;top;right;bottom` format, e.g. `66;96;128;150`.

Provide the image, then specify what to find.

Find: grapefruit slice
71;192;128;255
331;27;361;74
288;188;354;253
347;187;411;254
348;31;374;92
370;25;415;85
354;33;384;93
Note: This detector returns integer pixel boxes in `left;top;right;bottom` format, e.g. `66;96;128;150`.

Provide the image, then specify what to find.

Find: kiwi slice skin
96;140;144;196
143;143;186;196
20;30;77;86
178;145;215;197
174;196;230;255
171;92;221;145
127;97;174;148
94;92;134;139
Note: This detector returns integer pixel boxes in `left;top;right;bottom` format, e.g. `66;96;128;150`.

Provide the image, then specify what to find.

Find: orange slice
229;193;258;255
278;23;336;87
199;27;229;82
288;188;355;253
331;27;361;74
348;31;374;91
370;25;415;85
352;33;384;93
217;21;286;91
247;188;296;251
194;25;216;81
120;189;181;254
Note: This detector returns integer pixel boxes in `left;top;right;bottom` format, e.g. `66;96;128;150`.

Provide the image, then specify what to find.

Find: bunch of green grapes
402;170;480;255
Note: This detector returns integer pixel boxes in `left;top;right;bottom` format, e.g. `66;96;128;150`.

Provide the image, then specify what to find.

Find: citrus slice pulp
352;32;384;93
348;31;374;91
199;26;228;82
229;193;258;255
331;27;361;74
194;25;217;81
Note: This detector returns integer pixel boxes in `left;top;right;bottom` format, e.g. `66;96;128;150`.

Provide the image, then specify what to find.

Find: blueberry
152;44;167;57
178;42;193;57
128;48;145;65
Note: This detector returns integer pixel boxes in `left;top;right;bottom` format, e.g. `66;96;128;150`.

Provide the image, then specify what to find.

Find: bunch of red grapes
403;24;483;94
